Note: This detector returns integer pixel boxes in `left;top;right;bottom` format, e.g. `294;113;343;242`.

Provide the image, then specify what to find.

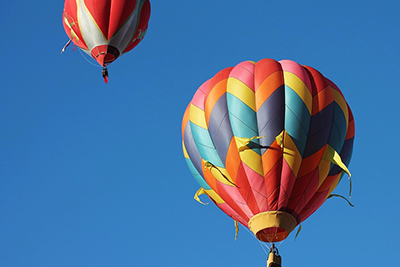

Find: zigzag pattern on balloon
182;58;355;242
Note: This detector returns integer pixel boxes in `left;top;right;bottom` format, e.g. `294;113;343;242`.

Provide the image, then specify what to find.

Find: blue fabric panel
256;85;285;154
226;93;258;138
284;85;311;156
207;94;233;165
190;122;224;167
185;158;211;190
184;123;203;176
303;103;334;158
328;103;347;153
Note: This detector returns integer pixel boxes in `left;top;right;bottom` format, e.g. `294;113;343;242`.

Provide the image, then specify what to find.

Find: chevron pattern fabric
182;58;355;242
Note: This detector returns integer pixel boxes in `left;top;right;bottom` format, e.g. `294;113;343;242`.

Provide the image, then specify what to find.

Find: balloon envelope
62;0;150;66
182;58;355;242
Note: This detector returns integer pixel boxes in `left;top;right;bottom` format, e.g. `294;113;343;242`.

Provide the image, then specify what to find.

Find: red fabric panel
108;0;137;39
297;145;326;178
346;107;355;139
254;59;282;91
291;169;319;216
263;156;282;211
63;0;88;49
303;65;328;96
82;0;137;39
235;163;261;215
83;0;111;38
215;182;251;223
277;158;296;209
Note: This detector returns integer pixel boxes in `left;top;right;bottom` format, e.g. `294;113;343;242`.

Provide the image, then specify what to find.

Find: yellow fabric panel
323;145;351;178
332;89;349;128
248;211;297;243
202;160;218;190
189;103;207;129
234;137;263;176
276;130;284;148
318;145;352;189
282;133;302;177
226;77;256;111
204;160;236;187
318;158;331;188
235;136;265;152
205;189;225;204
283;71;312;114
64;16;80;42
194;188;225;205
194;188;208;205
182;140;189;159
326;175;341;197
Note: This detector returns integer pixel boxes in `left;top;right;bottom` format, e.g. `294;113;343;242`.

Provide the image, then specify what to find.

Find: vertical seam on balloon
257;103;285;139
316;87;343;192
277;61;285;211
289;168;319;218
287;66;316;217
184;123;205;182
203;79;229;169
296;74;335;202
226;65;263;215
255;61;285;212
210;100;234;163
284;103;309;156
297;114;335;216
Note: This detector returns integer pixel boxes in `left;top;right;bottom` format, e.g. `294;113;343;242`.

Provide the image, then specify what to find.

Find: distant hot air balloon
182;58;354;257
61;0;151;83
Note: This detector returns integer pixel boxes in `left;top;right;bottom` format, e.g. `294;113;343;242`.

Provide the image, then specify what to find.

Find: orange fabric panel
297;145;326;178
225;138;241;184
204;79;229;126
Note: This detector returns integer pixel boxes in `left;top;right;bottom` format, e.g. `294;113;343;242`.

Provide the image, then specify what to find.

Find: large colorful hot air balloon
62;0;151;82
182;59;355;245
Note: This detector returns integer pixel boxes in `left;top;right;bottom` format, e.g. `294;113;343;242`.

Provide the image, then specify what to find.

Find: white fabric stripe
77;0;141;54
77;0;107;54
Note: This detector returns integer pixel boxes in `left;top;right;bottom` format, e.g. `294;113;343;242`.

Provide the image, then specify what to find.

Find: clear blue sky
1;1;399;266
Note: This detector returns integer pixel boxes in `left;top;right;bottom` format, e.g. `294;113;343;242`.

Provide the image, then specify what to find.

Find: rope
242;225;274;256
77;47;102;68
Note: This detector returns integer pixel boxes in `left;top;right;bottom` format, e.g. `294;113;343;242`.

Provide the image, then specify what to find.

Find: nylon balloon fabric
62;0;150;67
181;59;355;243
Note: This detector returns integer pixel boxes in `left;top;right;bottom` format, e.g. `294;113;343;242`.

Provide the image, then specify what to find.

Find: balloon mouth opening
255;227;289;243
91;45;120;66
248;211;297;243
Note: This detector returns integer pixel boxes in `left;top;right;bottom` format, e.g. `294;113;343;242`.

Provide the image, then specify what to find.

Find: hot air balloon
181;58;354;263
61;0;151;82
